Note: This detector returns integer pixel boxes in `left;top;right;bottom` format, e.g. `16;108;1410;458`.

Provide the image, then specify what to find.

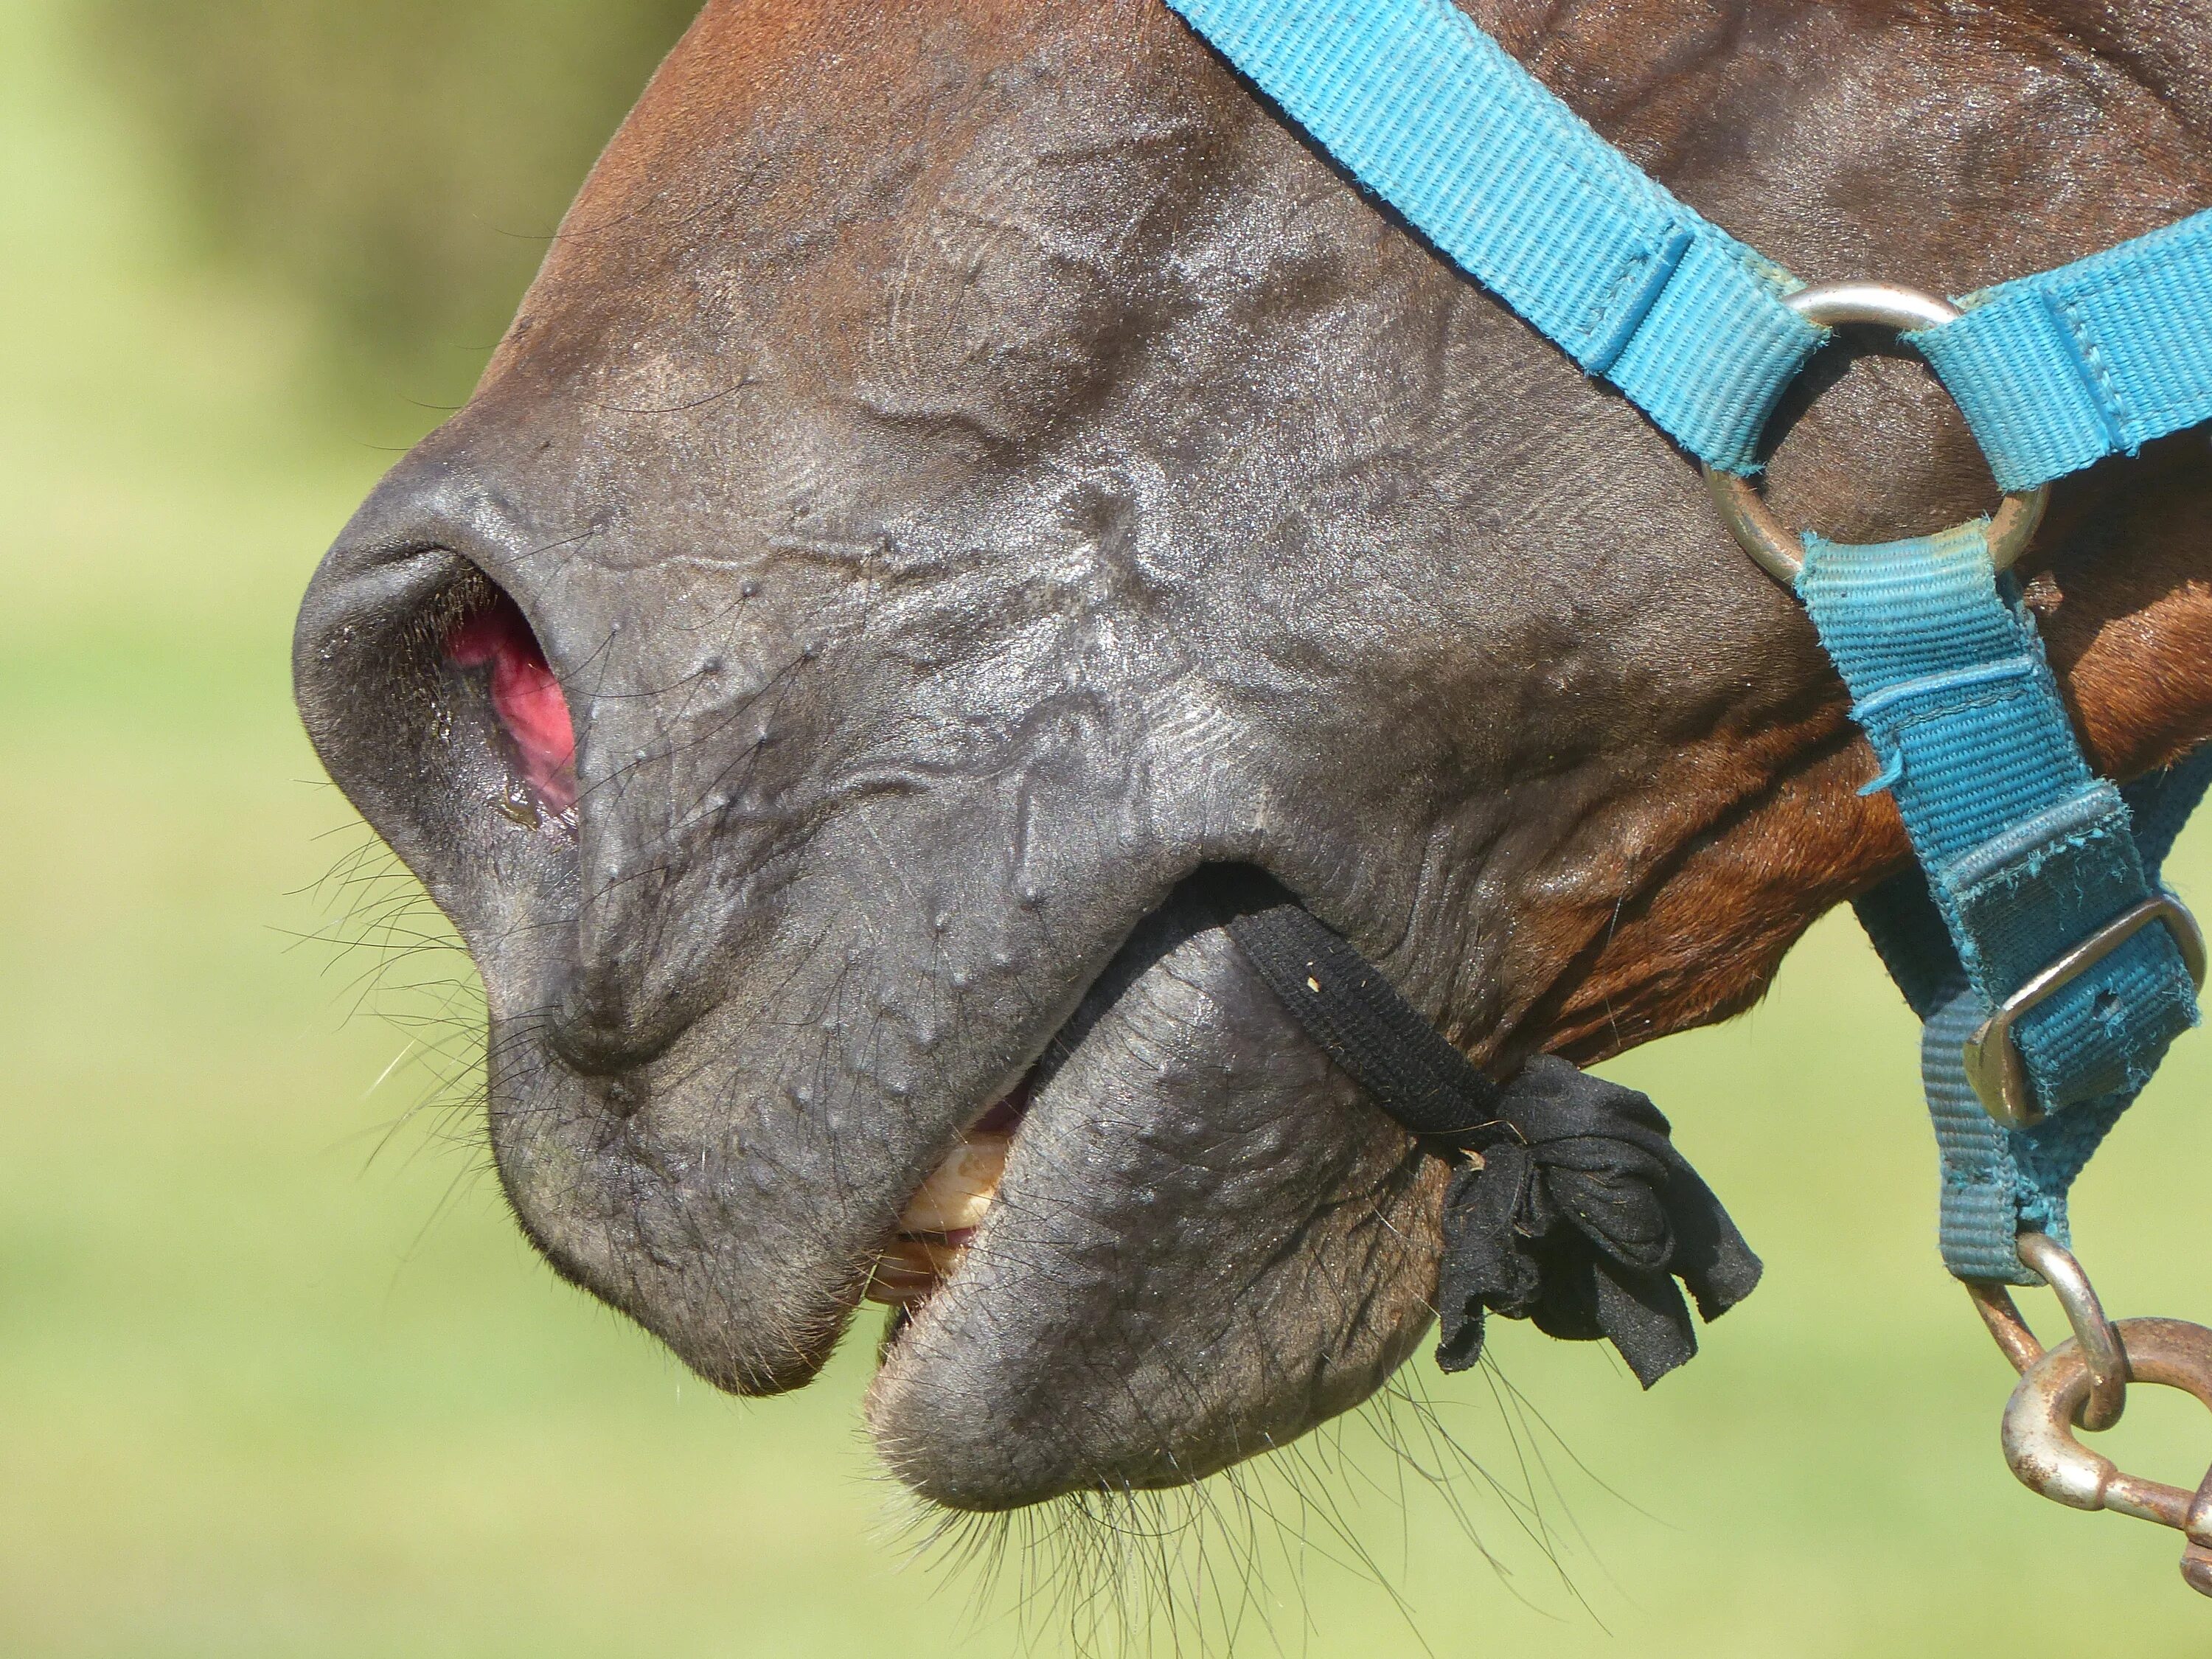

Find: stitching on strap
2046;290;2131;449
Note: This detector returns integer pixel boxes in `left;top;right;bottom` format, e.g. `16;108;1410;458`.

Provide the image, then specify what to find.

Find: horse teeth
894;1132;1011;1235
864;1124;1015;1307
866;1248;944;1307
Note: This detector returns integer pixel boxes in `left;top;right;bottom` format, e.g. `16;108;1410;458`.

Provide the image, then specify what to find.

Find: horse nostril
445;587;578;816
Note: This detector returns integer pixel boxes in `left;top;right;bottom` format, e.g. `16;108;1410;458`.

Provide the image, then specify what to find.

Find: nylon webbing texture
1800;525;2205;1281
1914;208;2212;491
1164;0;2212;495
1217;880;1509;1141
1161;0;1823;473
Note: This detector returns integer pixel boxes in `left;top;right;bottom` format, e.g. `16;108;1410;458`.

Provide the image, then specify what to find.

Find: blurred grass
82;0;700;413
7;0;2212;1652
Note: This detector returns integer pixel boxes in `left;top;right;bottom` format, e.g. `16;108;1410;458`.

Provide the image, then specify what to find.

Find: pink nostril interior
448;592;578;813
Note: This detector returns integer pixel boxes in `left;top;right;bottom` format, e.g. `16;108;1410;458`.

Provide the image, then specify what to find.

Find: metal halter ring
1702;281;2053;583
1969;1232;2131;1432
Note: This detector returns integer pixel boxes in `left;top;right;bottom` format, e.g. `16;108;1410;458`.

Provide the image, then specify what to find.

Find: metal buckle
1961;894;2208;1129
1969;1235;2212;1597
1701;281;2051;584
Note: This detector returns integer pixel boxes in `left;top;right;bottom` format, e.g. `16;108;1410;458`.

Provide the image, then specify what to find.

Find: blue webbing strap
1163;0;2212;1283
1856;754;2212;1281
1166;0;2212;493
1915;209;2212;492
1161;0;1824;473
1801;526;2205;1280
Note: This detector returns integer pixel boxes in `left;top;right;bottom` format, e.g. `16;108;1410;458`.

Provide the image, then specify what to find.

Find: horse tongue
862;881;1444;1512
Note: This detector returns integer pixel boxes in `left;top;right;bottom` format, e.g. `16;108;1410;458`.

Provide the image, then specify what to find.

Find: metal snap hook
1702;280;2051;583
2022;1232;2131;1431
2001;1316;2212;1597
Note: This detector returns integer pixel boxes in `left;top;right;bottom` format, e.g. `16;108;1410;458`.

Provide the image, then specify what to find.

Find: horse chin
863;884;1444;1513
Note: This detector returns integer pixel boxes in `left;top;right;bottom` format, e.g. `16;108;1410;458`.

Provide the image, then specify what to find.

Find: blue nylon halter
1164;0;2210;1282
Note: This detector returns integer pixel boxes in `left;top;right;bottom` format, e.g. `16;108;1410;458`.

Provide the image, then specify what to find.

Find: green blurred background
7;0;2212;1652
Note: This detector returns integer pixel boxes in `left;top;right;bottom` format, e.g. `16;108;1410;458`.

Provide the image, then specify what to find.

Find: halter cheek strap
1803;528;2211;1280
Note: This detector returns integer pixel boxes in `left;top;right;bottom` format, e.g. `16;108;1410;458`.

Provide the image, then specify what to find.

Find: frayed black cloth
1429;1056;1762;1385
1214;869;1761;1387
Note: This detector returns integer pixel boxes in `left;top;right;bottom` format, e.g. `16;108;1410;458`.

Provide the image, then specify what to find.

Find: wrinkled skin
294;0;2212;1510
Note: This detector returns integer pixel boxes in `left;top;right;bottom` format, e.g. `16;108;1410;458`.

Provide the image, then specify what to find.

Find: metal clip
1961;894;2208;1128
2002;1317;2212;1596
1971;1234;2212;1596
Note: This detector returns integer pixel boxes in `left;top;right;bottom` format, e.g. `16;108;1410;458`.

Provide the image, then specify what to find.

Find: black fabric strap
1211;869;1763;1387
1220;884;1509;1142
